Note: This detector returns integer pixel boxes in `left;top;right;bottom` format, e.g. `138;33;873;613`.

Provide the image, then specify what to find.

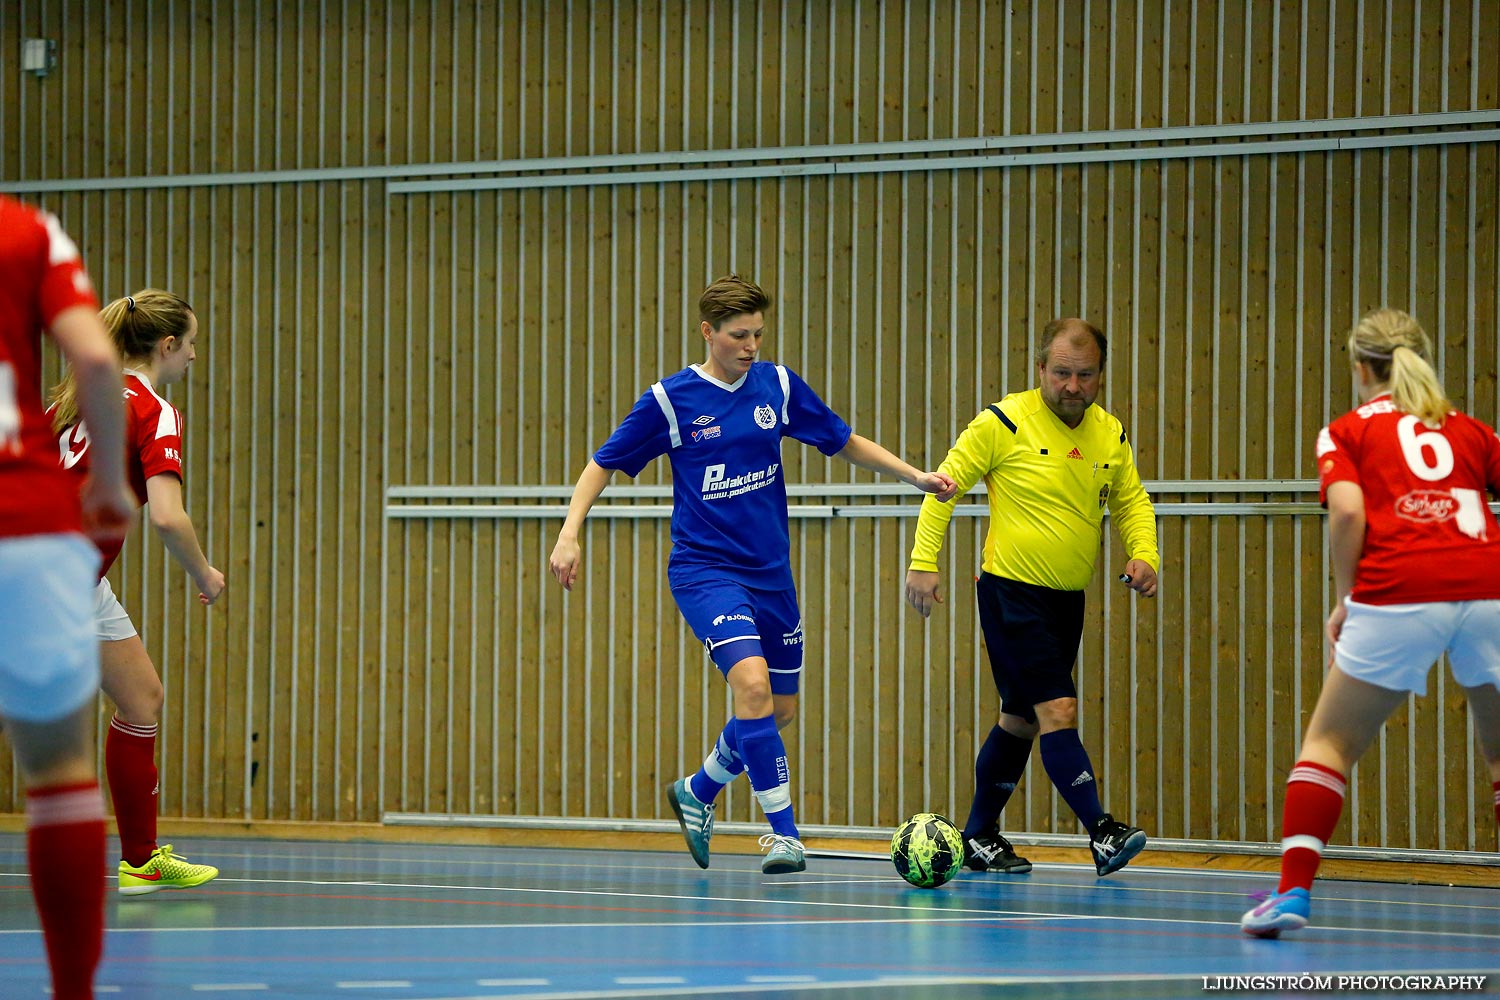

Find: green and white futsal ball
891;812;965;888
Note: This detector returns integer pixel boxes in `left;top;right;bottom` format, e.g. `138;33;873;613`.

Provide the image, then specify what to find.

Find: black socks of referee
962;724;1033;840
1039;728;1106;830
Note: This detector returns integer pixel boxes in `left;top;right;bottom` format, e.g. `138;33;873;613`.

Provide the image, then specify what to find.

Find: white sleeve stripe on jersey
775;364;791;424
40;210;83;266
154;404;180;441
134;377;182;441
650;381;681;449
704;634;759;652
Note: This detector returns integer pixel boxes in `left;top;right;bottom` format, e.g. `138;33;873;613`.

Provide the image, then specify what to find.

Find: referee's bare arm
549;459;615;591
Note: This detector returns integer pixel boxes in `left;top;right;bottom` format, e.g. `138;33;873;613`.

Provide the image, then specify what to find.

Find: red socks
27;781;105;1000
1277;760;1347;894
105;716;159;867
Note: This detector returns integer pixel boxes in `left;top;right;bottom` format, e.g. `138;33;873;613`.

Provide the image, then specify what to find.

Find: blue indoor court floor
0;834;1495;999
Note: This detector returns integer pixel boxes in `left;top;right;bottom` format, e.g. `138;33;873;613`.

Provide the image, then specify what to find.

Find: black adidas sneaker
1089;813;1147;876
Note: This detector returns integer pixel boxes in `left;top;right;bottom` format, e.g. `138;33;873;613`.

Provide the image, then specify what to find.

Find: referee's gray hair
1037;318;1107;367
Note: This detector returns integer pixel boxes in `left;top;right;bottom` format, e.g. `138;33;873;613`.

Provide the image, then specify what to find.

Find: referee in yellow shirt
906;318;1160;877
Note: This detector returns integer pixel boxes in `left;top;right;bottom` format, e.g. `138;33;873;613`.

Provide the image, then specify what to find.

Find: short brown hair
1037;317;1107;367
698;275;770;329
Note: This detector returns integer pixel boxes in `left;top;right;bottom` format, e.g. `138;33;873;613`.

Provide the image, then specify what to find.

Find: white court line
0;873;1488;943
612;977;685;985
337;982;414;989
746;975;818;982
762;876;901;886
1;914;1096;937
190;986;270;993
5;864;1492;915
214;869;1500;914
201;871;1500;915
5;905;1491;945
476;980;550;987
137;875;1102;920
0;865;1490;942
395;968;1500;1000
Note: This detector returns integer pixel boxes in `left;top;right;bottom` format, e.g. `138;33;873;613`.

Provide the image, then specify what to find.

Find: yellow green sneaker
117;844;219;896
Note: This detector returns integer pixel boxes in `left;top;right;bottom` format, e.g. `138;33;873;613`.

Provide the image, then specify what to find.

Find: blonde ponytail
49;289;193;432
1346;308;1451;428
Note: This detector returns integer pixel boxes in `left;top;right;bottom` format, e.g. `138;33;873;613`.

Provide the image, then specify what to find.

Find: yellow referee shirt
908;388;1159;591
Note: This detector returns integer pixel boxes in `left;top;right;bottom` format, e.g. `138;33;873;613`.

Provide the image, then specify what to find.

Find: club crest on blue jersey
753;404;777;429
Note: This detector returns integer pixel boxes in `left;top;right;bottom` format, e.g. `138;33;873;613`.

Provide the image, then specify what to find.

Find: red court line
205;887;887;922
1015;918;1500;955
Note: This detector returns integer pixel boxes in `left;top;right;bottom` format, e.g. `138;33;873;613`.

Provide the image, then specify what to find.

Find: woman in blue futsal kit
549;274;956;874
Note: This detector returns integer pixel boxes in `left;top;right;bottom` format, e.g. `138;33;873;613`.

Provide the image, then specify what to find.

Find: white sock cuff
1280;833;1325;856
110;716;159;739
1288;763;1346;797
755;785;792;815
703;756;739;784
26;786;104;828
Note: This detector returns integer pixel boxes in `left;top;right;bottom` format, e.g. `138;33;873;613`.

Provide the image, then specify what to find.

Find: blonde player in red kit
51;289;223;895
0;195;135;1000
1243;308;1500;938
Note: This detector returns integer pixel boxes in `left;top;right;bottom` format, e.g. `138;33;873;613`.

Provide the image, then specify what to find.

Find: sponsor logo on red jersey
1394;490;1457;524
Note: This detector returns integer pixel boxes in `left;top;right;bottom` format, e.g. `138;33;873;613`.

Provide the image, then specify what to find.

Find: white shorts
1335;598;1500;694
0;533;102;722
94;576;139;642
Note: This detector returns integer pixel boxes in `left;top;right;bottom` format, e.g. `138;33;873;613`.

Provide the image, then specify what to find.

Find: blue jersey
594;361;852;589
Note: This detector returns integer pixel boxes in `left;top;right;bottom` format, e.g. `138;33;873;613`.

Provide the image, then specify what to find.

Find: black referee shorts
975;572;1085;723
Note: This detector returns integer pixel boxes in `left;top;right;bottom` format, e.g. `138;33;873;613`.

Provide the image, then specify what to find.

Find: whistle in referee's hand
1118;573;1132;584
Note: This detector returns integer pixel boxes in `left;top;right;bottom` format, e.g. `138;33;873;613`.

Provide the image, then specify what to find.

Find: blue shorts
671;579;805;694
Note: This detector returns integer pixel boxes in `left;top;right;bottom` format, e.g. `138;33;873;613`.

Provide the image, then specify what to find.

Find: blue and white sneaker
758;833;806;874
666;778;714;869
1241;887;1311;938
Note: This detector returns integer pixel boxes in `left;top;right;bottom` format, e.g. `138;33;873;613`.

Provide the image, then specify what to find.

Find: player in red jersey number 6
1243;309;1500;937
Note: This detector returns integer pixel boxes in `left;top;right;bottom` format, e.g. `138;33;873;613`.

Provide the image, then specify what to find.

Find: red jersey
1317;394;1500;605
57;371;184;576
0;196;100;540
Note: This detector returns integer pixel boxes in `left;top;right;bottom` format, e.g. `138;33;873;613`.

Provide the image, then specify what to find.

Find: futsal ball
891;812;965;888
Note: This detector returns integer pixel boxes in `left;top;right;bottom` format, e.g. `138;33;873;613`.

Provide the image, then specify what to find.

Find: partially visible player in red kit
0;195;135;1000
1243;308;1500;938
50;288;224;897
